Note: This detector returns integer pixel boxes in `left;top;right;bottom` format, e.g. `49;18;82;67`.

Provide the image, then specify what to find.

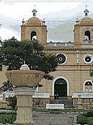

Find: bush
77;115;87;125
77;111;93;125
84;111;93;117
0;110;16;124
87;117;93;125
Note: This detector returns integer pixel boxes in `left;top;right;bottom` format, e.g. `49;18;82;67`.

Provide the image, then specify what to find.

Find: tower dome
25;17;42;26
25;9;43;26
79;17;93;26
76;8;93;26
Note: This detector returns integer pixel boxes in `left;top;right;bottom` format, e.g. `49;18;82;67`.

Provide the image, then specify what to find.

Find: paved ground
33;111;78;125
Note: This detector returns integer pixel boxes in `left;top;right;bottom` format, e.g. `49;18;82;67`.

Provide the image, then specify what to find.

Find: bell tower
21;9;47;46
74;7;93;48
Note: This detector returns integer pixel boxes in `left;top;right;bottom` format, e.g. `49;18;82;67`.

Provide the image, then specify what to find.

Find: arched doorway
31;31;37;40
54;78;67;97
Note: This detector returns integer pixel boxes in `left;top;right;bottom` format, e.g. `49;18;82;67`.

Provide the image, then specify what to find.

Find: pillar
15;87;35;125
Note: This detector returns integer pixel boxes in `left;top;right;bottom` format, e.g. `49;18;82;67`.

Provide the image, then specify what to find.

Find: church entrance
54;78;67;97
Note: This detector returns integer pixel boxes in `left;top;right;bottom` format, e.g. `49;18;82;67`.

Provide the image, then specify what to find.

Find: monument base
15;87;35;125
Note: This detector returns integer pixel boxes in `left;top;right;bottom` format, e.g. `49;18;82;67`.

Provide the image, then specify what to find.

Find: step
50;97;73;108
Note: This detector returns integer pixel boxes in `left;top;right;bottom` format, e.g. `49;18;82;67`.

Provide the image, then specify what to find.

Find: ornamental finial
84;4;89;16
32;9;37;17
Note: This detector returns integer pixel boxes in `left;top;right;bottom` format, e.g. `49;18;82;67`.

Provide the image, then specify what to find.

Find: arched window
84;31;91;41
84;81;92;92
31;31;37;40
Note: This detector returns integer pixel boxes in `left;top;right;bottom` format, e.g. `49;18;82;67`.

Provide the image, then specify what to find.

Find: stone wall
33;98;50;107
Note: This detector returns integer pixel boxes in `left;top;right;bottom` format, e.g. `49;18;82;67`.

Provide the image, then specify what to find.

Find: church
20;8;93;109
1;7;93;109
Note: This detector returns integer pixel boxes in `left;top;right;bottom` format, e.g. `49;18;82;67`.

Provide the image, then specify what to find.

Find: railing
72;92;93;98
33;92;50;98
47;42;74;47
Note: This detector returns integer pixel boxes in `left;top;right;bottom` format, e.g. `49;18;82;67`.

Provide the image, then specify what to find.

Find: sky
0;0;93;41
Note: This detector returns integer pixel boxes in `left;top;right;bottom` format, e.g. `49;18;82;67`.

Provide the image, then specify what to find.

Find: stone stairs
50;97;73;108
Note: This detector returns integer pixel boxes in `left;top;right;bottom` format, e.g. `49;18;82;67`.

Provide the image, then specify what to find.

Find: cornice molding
45;47;93;51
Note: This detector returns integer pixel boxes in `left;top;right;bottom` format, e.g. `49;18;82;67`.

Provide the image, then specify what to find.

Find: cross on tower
84;1;89;16
84;8;89;16
32;9;37;17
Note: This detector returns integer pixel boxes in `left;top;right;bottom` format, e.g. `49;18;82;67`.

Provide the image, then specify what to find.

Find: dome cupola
25;9;43;27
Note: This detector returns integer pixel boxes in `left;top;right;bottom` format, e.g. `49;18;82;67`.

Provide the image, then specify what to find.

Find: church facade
0;8;93;109
21;8;93;109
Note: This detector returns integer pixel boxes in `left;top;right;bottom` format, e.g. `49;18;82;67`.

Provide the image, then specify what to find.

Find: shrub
87;117;93;125
84;111;93;117
77;115;87;125
0;110;16;124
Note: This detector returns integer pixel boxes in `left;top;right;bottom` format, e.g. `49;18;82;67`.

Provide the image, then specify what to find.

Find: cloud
2;0;79;3
0;1;93;41
0;27;19;40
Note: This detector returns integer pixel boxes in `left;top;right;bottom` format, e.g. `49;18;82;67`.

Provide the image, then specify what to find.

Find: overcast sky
0;0;93;41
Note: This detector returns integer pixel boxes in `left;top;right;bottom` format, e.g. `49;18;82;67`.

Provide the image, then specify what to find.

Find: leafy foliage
77;111;93;125
6;96;17;109
77;115;87;124
87;117;93;125
0;80;16;109
83;111;93;117
0;110;16;124
0;80;13;92
0;37;57;73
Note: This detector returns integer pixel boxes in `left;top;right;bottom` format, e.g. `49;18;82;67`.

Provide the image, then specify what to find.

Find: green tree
0;80;16;109
0;37;57;73
1;80;13;91
6;96;17;109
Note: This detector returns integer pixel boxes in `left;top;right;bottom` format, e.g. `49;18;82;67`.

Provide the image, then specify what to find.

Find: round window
84;55;93;64
56;54;67;64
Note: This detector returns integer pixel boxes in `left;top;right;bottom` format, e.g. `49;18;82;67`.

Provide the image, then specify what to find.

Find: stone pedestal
15;87;35;125
6;69;44;125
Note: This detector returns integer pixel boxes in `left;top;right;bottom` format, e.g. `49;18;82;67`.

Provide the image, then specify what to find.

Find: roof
24;16;43;27
79;17;93;26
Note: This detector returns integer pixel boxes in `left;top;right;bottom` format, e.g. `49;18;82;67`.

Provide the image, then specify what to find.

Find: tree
0;80;16;109
0;80;13;93
0;37;58;73
0;37;58;108
6;96;17;109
